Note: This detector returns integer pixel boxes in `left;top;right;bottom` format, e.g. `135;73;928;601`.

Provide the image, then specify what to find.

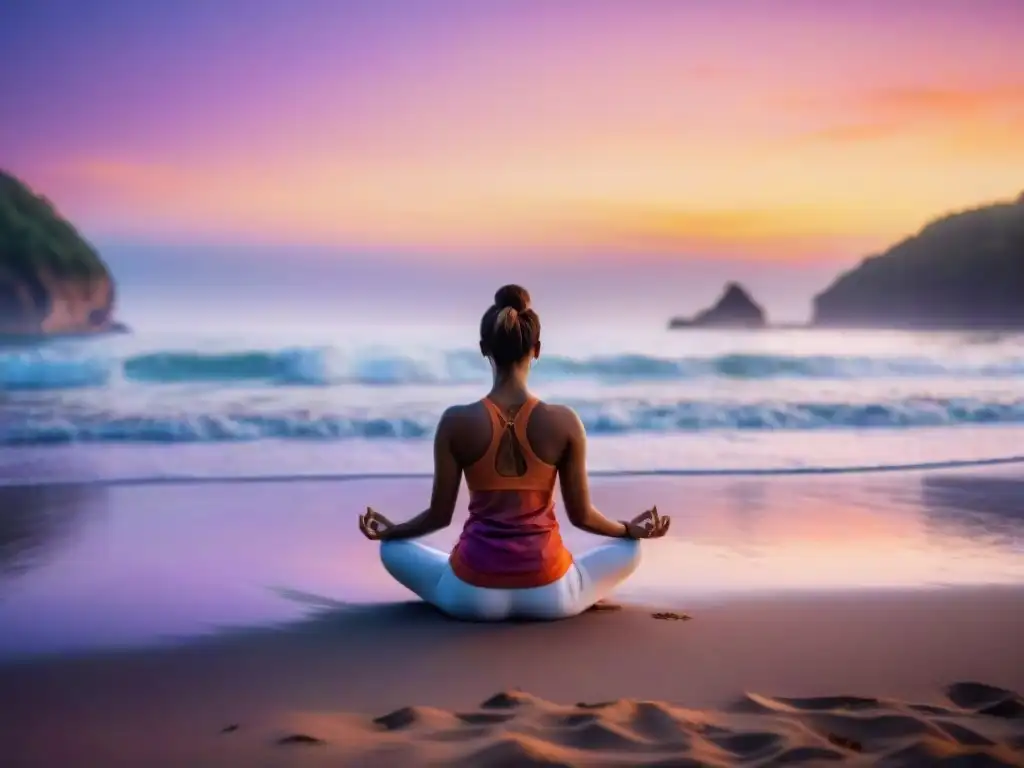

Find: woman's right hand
359;507;396;541
625;506;670;539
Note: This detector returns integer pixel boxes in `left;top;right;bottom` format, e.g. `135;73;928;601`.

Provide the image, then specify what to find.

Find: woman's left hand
625;506;670;539
359;507;395;541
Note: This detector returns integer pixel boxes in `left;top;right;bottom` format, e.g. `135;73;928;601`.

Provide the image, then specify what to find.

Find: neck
490;365;530;400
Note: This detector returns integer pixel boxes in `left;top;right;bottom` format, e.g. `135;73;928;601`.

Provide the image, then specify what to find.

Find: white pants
379;539;641;621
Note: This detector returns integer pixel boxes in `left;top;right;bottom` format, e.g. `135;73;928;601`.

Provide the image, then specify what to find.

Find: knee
379;539;409;574
614;536;638;561
616;539;642;572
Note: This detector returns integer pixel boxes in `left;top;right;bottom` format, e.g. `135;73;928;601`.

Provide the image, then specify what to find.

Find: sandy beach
2;589;1023;766
2;472;1024;766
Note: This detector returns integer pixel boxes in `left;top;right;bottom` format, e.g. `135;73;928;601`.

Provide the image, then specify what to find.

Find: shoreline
4;450;1024;489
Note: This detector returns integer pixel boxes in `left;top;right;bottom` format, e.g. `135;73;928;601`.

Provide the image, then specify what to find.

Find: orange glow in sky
6;1;1024;263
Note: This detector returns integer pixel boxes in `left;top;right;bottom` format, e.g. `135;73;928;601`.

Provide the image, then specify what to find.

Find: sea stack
0;170;120;338
669;282;767;329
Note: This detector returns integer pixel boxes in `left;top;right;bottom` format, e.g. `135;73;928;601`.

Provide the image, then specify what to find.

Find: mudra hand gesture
624;506;670;539
359;507;395;541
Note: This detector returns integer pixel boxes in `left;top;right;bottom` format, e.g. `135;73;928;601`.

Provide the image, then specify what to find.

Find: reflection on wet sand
921;474;1024;549
0;485;97;579
0;471;1022;657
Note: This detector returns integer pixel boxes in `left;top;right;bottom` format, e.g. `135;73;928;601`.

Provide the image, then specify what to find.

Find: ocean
2;319;1024;486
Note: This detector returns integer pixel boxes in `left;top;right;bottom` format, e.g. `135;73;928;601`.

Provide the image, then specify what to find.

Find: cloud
796;83;1024;150
802;121;905;144
868;84;1024;117
45;158;190;196
543;202;895;263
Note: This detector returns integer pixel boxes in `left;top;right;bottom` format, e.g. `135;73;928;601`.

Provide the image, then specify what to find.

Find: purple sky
3;0;1022;321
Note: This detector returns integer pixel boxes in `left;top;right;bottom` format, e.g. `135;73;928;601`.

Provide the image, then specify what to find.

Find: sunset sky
3;0;1023;319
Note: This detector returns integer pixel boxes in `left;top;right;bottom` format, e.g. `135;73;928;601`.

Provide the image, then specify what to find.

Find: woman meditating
358;284;670;621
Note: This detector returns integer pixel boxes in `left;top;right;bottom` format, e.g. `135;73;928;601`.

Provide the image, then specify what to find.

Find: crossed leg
574;538;642;608
379;540;511;620
379;538;642;621
379;539;449;605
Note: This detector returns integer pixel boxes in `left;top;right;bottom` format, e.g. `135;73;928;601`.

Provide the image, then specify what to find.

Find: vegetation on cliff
0;171;115;335
813;196;1024;329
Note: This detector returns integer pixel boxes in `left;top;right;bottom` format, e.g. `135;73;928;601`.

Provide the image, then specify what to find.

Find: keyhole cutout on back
494;412;528;478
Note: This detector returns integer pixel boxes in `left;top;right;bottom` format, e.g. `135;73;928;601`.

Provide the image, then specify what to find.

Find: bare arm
378;409;463;541
557;408;630;538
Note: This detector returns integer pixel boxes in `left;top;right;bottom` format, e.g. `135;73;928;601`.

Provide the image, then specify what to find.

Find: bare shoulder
437;400;490;443
439;402;474;420
438;401;484;428
533;401;584;436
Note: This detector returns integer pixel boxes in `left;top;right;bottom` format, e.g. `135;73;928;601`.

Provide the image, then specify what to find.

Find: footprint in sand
651;611;692;621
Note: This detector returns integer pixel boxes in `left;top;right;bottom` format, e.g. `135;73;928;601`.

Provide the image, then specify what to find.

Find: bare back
447;397;574;472
443;394;582;588
440;394;593;536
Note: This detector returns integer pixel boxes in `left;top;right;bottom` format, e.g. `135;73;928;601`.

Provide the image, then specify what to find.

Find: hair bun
494;306;519;333
494;284;531;312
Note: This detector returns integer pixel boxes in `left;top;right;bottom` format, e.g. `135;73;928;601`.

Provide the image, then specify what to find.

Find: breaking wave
3;396;1024;445
3;345;1024;390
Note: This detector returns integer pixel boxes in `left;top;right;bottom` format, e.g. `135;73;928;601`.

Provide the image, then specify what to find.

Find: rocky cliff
813;195;1024;329
0;171;118;337
669;282;767;329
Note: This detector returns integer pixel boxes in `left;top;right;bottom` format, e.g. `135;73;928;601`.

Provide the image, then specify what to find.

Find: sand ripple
231;682;1024;766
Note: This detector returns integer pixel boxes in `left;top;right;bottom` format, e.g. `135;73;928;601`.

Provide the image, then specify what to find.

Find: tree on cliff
813;195;1024;329
0;171;115;335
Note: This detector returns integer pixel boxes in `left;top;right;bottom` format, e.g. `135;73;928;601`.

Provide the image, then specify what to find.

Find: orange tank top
449;396;573;588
